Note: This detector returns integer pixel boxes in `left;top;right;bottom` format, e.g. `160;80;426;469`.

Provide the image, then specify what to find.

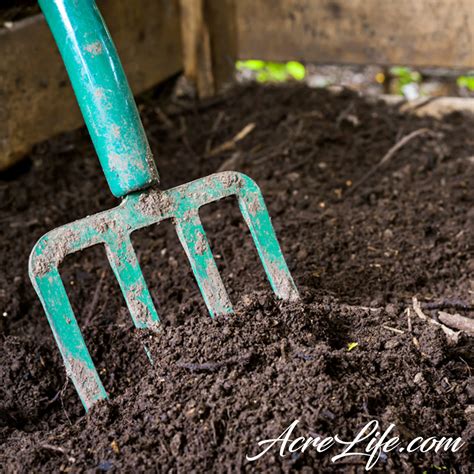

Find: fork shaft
39;0;159;197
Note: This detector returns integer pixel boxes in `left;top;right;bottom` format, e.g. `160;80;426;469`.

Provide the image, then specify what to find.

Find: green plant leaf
457;75;474;91
237;60;266;71
265;62;288;81
236;60;306;83
286;61;306;80
256;70;270;83
390;66;421;95
347;342;359;351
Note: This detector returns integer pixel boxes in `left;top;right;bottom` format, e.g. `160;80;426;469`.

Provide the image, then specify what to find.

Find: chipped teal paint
29;172;299;410
38;0;159;197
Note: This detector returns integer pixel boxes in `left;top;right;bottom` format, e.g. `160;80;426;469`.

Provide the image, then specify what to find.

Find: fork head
29;171;299;410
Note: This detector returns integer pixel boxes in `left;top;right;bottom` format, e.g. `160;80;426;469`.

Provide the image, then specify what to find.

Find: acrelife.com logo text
246;419;464;470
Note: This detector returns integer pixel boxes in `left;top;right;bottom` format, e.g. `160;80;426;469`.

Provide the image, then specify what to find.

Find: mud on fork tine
30;0;299;411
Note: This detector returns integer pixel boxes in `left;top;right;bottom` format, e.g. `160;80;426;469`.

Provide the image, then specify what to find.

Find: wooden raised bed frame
0;0;182;170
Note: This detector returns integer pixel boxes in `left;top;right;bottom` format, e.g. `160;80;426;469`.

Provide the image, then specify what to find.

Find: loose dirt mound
0;84;472;472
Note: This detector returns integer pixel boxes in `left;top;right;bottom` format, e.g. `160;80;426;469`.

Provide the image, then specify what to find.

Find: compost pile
1;84;473;472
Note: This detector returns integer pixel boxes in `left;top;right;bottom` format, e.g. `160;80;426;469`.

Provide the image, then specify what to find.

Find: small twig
211;416;218;445
45;389;61;406
340;304;383;313
405;308;413;333
336;102;356;127
206;123;256;157
412;297;428;321
438;311;474;336
413;297;460;344
383;325;405;335
154;106;175;129
399;96;440;113
211;111;225;133
40;444;67;454
346;128;432;196
421;300;474;312
9;218;39;229
39;444;75;463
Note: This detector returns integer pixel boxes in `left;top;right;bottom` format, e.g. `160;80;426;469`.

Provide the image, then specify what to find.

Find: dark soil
0;1;39;24
0;84;473;472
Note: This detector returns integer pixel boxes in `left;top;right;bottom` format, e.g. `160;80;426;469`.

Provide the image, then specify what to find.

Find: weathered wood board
0;0;182;171
235;0;474;68
178;0;237;97
179;0;215;97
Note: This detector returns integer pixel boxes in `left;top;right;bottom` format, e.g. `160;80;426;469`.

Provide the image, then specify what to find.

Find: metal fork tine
31;267;107;409
105;235;160;330
237;184;299;302
174;211;233;317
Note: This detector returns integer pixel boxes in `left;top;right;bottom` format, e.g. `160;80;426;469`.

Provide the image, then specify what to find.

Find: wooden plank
0;0;182;171
235;0;474;68
206;0;238;91
179;0;237;97
179;0;215;97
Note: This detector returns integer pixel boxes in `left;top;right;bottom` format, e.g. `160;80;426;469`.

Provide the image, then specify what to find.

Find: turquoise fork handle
39;0;159;197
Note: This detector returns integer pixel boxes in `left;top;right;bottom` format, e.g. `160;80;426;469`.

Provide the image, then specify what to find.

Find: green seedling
237;60;306;83
457;75;474;91
390;66;421;97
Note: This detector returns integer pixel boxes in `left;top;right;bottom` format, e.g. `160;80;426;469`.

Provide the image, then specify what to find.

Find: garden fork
29;0;299;411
